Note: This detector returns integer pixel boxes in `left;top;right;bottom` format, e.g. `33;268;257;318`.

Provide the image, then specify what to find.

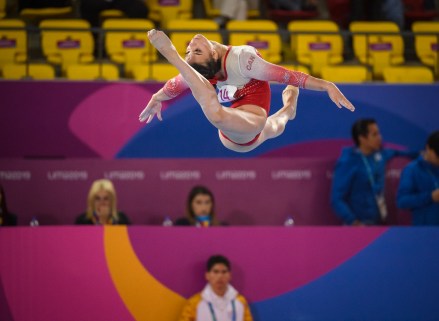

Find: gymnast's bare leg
219;86;299;152
146;29;267;145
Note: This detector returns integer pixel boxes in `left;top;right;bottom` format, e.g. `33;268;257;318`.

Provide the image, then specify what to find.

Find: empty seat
2;63;55;80
132;63;179;81
227;20;282;64
146;0;193;28
0;19;27;73
0;0;5;19
350;21;404;78
288;20;343;76
321;65;371;83
382;66;434;83
103;19;157;78
412;21;439;71
20;5;73;21
40;19;94;74
168;19;222;57
99;9;125;24
66;63;119;80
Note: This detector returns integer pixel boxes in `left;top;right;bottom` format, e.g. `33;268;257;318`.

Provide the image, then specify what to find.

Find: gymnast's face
185;34;221;78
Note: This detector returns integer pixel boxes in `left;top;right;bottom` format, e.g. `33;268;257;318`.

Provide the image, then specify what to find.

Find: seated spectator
75;179;130;225
80;0;149;27
179;254;253;321
350;0;404;29
175;185;220;227
331;118;418;226
213;0;259;28
0;184;17;226
174;185;222;226
397;131;439;225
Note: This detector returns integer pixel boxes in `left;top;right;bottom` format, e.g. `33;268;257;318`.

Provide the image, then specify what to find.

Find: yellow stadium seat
146;0;193;28
0;20;27;72
202;0;260;19
0;0;6;19
412;21;439;71
382;66;434;83
66;63;119;81
227;20;282;64
288;20;343;76
350;21;404;78
168;19;222;57
103;19;157;77
321;65;371;83
100;9;125;24
132;63;179;81
20;6;73;21
2;63;55;80
40;19;94;74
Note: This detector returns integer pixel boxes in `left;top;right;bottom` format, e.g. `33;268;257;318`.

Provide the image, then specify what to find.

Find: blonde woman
75;179;130;225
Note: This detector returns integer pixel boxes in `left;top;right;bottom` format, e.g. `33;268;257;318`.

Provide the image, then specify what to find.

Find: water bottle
30;216;39;227
284;216;294;227
162;216;173;227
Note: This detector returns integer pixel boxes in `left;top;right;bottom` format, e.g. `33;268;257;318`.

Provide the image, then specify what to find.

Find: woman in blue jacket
397;131;439;225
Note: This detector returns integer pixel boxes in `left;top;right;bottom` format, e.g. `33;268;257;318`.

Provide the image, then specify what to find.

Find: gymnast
139;30;355;152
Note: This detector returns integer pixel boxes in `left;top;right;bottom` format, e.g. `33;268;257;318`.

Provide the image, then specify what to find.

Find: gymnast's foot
147;29;178;60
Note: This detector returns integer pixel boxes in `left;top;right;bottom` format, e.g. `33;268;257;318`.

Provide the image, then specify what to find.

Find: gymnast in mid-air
139;29;355;153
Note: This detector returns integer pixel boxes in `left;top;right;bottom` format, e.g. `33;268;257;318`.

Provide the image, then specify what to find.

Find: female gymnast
139;30;355;153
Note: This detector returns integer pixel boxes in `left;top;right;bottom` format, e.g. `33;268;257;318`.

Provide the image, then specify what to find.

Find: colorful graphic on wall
1;227;439;321
1;82;437;158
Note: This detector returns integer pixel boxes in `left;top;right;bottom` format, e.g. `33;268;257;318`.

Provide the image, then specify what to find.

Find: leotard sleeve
162;74;190;98
238;47;309;88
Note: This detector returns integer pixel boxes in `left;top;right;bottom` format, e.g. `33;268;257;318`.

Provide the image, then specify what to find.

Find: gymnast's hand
327;82;355;112
147;29;176;57
139;96;163;123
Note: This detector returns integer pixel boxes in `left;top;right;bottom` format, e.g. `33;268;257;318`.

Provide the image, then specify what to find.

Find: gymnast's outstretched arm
139;73;190;123
239;50;355;111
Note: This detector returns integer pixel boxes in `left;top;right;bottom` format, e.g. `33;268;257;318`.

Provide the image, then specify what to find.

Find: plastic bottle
284;216;294;227
30;216;39;227
162;216;173;227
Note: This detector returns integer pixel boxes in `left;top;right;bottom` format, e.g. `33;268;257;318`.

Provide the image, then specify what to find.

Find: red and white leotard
162;45;309;145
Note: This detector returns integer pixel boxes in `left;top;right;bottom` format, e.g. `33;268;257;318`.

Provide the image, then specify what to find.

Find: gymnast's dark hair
190;58;222;79
427;130;439;156
351;118;377;146
207;255;231;272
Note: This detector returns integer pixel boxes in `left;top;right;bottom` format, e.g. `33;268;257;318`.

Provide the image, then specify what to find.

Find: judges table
1;226;438;321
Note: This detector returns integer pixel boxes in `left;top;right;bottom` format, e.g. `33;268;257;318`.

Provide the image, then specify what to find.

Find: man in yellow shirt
179;255;253;321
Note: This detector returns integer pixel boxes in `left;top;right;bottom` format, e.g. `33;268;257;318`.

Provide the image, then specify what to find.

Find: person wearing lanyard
179;255;253;321
175;186;223;227
397;131;439;225
331;118;418;226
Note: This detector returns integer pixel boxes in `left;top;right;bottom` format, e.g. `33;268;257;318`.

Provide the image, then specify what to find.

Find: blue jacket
331;147;417;225
397;156;439;225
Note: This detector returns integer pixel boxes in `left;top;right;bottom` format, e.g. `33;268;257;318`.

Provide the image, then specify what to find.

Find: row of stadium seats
0;0;259;29
0;18;437;82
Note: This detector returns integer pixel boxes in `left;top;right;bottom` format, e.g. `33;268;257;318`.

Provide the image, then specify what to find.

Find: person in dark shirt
75;179;130;225
0;184;17;226
175;185;220;227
